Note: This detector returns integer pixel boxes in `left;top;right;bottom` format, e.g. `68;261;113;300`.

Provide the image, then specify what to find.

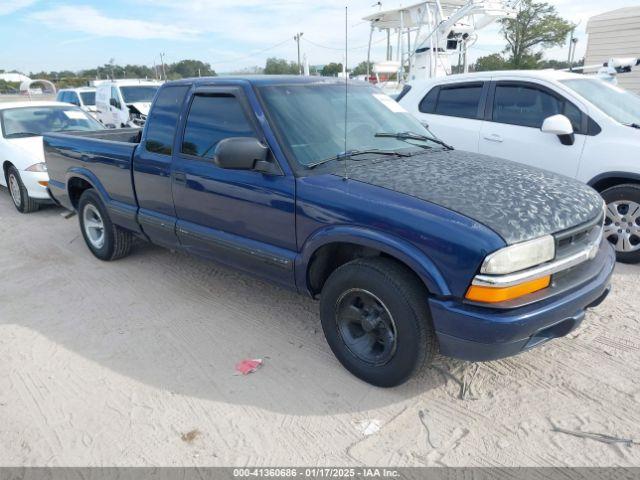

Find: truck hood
345;150;603;245
7;136;44;164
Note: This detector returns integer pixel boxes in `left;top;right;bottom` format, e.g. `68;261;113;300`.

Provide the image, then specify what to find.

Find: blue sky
1;0;637;74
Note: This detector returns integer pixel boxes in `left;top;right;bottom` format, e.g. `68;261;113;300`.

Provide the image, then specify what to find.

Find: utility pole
294;32;304;75
159;52;167;80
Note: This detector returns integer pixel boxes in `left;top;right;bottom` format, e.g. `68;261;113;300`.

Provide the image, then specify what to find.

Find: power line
210;38;292;65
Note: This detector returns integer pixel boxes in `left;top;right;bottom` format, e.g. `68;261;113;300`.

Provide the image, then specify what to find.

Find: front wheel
78;189;133;261
602;184;640;264
6;166;39;213
320;257;437;387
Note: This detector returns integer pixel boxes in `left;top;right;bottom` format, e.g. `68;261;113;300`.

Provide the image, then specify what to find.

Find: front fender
296;225;450;296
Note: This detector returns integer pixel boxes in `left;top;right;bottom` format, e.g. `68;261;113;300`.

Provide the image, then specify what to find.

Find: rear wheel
6;166;39;213
78;189;133;261
320;257;437;387
602;184;640;264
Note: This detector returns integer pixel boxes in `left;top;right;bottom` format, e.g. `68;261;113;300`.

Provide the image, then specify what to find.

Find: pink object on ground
235;358;263;375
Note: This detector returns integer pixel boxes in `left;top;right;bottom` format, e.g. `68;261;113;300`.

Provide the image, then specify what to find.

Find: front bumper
429;241;615;362
20;170;52;201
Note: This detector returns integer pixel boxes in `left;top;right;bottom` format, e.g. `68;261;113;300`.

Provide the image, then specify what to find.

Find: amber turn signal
465;275;551;303
38;181;49;187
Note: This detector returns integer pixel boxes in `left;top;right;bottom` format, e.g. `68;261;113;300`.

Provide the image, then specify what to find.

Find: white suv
399;70;640;263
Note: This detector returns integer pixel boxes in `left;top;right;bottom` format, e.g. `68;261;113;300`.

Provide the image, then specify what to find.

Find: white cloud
30;5;200;41
0;0;38;15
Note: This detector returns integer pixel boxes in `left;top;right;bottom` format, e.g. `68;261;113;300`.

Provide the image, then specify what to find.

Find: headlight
25;162;47;172
480;235;555;275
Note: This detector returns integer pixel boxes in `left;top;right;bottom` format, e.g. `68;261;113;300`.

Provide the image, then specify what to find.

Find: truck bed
44;128;142;216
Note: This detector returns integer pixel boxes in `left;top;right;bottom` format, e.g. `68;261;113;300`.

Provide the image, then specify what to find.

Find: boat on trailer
363;0;517;95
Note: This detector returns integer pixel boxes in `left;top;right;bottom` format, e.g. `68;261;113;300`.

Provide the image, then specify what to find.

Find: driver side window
181;94;255;159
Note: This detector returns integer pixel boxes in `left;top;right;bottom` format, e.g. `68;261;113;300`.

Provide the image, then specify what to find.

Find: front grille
555;214;603;260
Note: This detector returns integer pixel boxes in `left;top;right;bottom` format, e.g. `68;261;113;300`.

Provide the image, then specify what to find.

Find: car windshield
561;78;640;126
1;106;104;138
120;86;158;104
80;91;96;106
258;82;443;168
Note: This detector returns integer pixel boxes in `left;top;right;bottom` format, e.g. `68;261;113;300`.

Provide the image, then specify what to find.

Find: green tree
474;53;509;71
500;0;573;68
321;63;343;77
169;59;216;78
351;61;374;77
264;57;298;75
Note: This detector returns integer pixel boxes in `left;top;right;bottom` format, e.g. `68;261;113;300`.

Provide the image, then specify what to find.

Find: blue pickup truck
44;76;615;387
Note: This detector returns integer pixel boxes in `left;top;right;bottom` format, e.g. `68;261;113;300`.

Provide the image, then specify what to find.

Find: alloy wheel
83;204;106;249
604;200;640;253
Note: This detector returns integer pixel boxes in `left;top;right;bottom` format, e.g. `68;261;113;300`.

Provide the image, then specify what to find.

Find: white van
95;79;161;128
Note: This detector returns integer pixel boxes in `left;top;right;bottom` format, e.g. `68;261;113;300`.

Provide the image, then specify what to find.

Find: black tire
601;184;640;264
6;166;39;213
320;257;437;387
78;189;133;261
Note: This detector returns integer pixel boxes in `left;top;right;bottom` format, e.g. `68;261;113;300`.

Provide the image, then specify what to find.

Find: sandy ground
0;192;639;467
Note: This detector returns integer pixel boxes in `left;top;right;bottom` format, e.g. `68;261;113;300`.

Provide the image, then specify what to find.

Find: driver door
171;86;297;288
479;81;586;178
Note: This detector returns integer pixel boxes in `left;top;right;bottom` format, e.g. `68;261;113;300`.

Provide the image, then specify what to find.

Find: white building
0;72;31;83
585;7;640;93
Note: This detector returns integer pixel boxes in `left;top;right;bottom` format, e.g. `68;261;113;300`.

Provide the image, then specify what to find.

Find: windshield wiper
375;131;454;150
626;123;640;129
307;149;410;169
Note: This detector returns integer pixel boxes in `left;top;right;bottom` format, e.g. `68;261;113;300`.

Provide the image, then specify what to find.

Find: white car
0;101;104;213
95;79;161;128
56;87;98;117
399;70;640;263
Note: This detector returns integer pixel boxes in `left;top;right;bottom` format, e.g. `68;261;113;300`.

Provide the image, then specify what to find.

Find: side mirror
541;114;575;146
214;137;273;172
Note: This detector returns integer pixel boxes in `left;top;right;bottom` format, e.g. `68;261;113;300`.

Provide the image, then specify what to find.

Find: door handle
173;172;187;184
483;134;503;143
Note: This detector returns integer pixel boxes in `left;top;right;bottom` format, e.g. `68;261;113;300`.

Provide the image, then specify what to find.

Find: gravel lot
0;192;639;467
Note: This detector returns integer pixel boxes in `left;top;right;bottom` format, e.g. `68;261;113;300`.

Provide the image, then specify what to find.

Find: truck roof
166;75;352;87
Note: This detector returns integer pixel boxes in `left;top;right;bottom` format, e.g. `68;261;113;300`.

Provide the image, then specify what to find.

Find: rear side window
435;84;483;118
144;86;189;155
420;84;484;118
493;85;562;128
181;95;255;159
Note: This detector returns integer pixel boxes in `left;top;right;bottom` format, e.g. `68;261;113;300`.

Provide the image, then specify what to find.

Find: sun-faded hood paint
345;150;603;245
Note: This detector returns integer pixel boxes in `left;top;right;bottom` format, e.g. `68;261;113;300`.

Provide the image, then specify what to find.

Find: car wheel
602;184;640;264
6;166;39;213
320;257;437;387
78;189;133;261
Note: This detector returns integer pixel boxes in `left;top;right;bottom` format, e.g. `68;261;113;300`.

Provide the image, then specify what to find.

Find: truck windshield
80;91;96;106
561;78;640;126
120;86;159;104
1;106;104;138
258;82;443;168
